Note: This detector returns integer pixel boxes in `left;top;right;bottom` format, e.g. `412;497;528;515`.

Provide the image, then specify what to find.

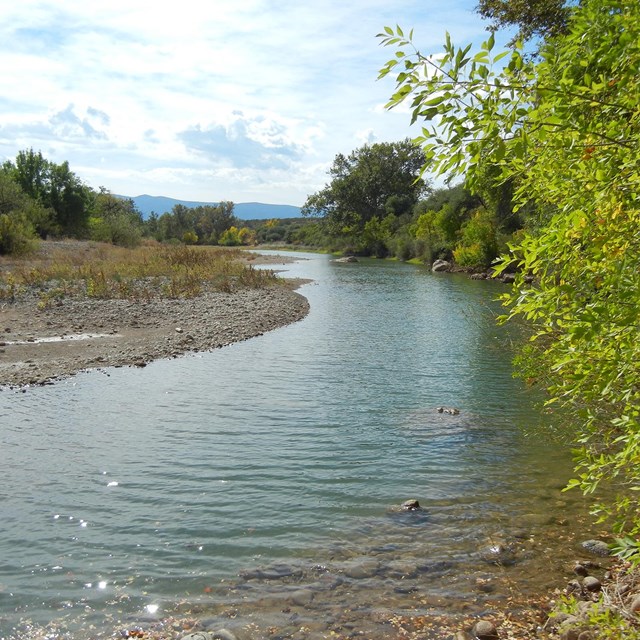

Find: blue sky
0;1;514;205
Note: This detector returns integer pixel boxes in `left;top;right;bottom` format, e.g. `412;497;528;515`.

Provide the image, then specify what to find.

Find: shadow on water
0;252;593;639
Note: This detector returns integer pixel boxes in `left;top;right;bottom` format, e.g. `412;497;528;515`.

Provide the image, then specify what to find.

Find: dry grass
0;240;279;303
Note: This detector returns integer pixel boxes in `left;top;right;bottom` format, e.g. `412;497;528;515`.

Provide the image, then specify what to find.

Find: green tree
0;172;48;255
3;149;92;237
192;201;238;244
477;0;575;43
89;189;143;247
302;139;429;239
379;0;640;549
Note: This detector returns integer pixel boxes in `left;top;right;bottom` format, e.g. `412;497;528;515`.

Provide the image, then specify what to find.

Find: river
0;252;590;639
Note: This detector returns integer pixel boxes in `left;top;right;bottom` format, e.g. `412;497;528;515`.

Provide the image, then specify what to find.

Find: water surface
0;253;589;639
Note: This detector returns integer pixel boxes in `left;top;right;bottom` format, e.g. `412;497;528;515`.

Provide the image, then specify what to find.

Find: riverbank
0;242;309;388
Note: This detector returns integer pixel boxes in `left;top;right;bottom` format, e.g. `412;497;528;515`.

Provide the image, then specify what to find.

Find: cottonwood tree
303;139;429;239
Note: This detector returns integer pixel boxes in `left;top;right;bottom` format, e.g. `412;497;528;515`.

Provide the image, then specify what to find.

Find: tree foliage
152;201;242;245
379;0;640;548
476;0;574;43
0;170;54;255
90;189;144;247
3;149;92;237
302;139;429;250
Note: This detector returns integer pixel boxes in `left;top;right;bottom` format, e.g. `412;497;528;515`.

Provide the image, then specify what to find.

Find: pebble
630;595;640;614
472;619;498;639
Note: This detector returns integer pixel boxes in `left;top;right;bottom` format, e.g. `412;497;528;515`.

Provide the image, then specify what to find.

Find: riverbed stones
1;284;310;388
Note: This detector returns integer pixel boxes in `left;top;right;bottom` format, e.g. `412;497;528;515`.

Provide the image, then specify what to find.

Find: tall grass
0;241;278;303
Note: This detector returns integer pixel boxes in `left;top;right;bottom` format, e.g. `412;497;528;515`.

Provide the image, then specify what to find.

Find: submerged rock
437;406;460;415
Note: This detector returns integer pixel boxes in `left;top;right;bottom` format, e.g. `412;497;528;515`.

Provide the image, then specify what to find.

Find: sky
0;1;514;206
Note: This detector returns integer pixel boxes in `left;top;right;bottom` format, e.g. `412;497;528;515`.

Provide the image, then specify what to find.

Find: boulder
333;256;358;263
431;259;451;273
401;499;421;511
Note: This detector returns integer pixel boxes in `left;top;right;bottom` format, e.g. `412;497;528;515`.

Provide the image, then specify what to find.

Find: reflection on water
0;253;590;639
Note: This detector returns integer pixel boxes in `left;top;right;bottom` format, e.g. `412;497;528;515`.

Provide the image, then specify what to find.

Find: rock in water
437;406;460;415
432;259;451;272
401;499;421;511
580;539;610;557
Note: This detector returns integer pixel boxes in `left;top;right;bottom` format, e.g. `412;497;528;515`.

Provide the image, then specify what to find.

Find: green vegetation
476;0;574;43
0;150;258;255
379;0;640;560
297;138;509;264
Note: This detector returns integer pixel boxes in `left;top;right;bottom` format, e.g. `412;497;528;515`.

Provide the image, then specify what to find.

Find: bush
0;213;37;255
453;210;498;269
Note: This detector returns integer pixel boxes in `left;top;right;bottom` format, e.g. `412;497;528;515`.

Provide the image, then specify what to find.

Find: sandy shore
0;280;309;389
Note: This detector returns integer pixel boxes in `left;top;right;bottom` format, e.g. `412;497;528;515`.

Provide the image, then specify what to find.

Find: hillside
122;194;302;220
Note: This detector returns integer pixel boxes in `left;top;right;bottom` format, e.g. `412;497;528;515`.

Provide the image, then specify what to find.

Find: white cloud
0;1;515;204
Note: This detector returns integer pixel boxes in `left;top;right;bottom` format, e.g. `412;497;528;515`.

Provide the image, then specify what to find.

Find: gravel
0;285;309;389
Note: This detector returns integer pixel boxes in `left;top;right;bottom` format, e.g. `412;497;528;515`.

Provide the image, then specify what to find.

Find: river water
0;252;591;639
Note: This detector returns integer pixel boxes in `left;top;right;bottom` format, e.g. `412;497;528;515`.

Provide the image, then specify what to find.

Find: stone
288;589;314;606
481;543;516;567
577;632;594;640
181;633;214;640
566;579;582;594
472;619;498;639
573;563;589;577
211;630;237;640
333;256;358;263
630;595;640;614
580;539;610;556
401;499;421;511
437;406;460;415
432;259;451;273
582;576;601;592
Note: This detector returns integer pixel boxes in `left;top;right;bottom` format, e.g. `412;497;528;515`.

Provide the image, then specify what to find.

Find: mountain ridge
120;194;302;220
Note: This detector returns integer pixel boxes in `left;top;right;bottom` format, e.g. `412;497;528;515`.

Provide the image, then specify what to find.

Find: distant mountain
121;194;302;220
